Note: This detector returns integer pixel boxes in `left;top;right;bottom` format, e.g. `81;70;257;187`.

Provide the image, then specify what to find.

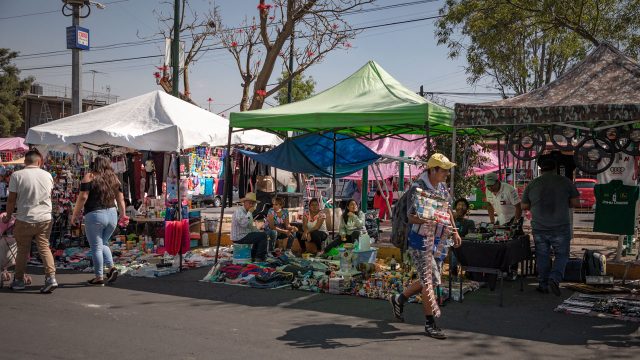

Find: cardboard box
205;232;232;246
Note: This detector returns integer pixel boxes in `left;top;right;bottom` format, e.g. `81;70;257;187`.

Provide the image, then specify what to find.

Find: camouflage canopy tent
454;43;640;175
454;43;640;128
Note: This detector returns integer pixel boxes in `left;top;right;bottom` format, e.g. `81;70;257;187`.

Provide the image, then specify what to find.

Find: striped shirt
231;207;258;241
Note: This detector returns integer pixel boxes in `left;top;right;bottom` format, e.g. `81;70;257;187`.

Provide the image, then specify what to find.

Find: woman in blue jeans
72;156;128;286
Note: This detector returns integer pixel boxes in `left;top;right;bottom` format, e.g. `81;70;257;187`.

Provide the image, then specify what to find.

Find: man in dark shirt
522;158;580;296
453;198;475;237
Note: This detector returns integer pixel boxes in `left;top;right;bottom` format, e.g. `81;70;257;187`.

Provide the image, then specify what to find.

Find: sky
0;0;501;116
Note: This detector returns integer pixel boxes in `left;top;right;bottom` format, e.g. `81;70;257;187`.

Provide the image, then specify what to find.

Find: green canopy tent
231;60;456;139
212;61;470;263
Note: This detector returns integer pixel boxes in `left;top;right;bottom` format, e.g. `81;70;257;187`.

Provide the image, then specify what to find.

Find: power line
16;0;440;59
19;15;443;71
0;0;130;21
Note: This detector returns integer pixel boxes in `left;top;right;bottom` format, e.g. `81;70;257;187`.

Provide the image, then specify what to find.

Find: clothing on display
597;153;639;186
594;180;639;235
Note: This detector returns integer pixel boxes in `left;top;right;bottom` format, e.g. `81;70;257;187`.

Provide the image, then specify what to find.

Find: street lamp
61;0;105;115
207;97;213;112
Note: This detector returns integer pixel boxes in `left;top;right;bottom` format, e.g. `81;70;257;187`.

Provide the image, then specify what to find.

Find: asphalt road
1;266;637;360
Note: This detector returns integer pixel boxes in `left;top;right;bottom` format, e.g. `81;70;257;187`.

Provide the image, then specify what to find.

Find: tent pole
450;127;456;198
425;121;431;158
361;167;368;211
214;126;233;267
332;132;337;237
497;136;502;178
176;151;183;272
398;150;405;194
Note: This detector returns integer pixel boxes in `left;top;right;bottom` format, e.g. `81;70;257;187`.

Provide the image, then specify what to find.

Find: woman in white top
294;198;328;255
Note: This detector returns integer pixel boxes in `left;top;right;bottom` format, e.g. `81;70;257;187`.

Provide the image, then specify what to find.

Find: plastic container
353;247;377;267
233;243;252;264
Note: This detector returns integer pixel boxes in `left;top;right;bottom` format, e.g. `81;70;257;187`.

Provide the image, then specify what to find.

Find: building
17;82;118;137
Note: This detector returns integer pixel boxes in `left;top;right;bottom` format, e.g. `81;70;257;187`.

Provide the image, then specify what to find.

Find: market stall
25;90;281;274
199;61;482;303
454;43;640;276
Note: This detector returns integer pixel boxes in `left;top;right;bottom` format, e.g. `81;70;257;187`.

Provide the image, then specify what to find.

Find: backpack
390;179;426;249
581;249;606;279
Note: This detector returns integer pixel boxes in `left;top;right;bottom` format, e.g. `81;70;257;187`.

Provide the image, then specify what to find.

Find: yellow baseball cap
426;153;456;169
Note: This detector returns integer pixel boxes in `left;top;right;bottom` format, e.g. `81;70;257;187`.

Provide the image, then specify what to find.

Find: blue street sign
66;26;90;50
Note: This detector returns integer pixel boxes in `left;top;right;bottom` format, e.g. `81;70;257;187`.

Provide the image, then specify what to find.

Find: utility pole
171;0;181;97
62;0;105;115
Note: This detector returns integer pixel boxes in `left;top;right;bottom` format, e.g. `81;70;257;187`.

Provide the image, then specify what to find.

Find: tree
218;0;372;111
435;0;640;97
0;49;33;136
151;0;220;102
419;134;491;199
275;71;315;105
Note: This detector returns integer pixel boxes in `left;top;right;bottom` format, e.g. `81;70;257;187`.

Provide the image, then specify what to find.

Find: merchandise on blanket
555;293;640;322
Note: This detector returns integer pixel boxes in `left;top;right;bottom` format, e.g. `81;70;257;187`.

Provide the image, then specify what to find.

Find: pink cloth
345;135;426;180
0;138;28;152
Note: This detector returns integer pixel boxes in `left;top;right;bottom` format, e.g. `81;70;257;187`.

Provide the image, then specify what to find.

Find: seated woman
323;199;366;253
453;198;475;237
264;196;297;252
294;198;328;255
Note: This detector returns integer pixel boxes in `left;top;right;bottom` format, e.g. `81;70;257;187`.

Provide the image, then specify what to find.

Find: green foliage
419;135;490;200
0;49;33;136
275;71;316;105
435;0;640;96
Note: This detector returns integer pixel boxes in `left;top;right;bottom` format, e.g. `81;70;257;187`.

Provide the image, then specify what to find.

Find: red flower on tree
156;65;169;72
231;41;238;47
153;72;161;79
307;50;314;57
255;89;267;97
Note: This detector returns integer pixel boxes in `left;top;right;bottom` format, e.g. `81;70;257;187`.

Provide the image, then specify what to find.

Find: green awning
230;61;457;138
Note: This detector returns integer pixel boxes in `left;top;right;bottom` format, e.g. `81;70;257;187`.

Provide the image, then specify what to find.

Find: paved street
1;266;637;360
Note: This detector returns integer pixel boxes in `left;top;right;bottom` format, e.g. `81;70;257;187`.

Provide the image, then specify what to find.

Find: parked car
574;178;596;209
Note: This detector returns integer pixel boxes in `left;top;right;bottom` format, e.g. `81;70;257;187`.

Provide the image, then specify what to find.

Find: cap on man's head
426;153;456;169
484;172;499;186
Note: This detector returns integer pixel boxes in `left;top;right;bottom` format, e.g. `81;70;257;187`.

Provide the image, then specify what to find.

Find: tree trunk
183;65;190;99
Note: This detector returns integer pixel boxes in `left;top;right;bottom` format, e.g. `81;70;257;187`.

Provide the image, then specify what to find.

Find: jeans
85;208;117;277
324;231;360;253
235;232;268;261
14;220;55;280
533;226;571;287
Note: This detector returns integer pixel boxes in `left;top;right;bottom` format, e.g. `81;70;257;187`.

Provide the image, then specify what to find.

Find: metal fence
29;82;118;105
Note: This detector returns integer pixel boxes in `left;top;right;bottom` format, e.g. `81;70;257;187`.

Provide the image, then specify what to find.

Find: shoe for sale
40;276;58;294
425;323;447;340
389;294;404;322
549;280;561;296
10;279;25;291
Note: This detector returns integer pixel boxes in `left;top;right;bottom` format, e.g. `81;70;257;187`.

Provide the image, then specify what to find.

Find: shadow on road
277;321;423;349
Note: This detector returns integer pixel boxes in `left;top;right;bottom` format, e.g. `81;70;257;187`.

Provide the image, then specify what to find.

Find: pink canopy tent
344;135;425;180
0;138;28;152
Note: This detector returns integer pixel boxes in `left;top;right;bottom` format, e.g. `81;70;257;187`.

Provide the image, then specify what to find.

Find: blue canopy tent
238;133;381;178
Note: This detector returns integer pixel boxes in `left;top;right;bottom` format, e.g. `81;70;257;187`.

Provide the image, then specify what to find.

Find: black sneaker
425;323;447;340
106;269;119;284
389;294;404;322
87;278;105;287
549;280;561;296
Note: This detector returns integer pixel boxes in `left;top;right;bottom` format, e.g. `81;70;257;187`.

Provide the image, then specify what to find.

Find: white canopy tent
25;90;281;151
